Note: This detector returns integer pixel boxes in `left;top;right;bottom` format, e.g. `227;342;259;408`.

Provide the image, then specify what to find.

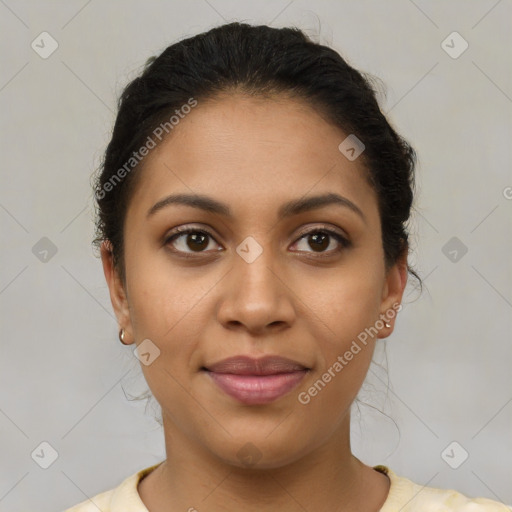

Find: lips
205;355;308;375
202;355;309;405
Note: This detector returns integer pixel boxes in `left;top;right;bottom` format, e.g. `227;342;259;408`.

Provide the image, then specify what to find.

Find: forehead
127;93;379;225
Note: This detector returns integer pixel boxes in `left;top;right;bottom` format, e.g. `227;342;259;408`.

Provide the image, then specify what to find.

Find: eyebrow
147;192;366;222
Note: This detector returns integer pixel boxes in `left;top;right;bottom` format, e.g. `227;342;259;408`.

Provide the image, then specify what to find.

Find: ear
377;249;408;339
100;240;134;345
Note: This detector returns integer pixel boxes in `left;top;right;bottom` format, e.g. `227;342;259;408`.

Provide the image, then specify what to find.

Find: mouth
201;355;310;405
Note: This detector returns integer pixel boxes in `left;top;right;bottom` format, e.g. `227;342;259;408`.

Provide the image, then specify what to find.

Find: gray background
1;1;511;510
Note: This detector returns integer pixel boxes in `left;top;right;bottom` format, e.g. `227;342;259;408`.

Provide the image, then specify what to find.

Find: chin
205;430;311;471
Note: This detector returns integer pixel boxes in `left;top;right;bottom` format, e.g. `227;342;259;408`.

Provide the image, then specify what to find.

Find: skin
101;93;408;511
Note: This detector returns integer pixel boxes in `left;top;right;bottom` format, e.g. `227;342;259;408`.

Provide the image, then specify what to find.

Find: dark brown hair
93;22;420;286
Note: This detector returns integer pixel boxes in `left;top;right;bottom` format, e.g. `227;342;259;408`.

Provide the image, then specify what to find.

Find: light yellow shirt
63;463;511;511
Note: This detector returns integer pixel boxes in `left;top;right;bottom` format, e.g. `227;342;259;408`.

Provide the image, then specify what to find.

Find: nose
216;242;296;335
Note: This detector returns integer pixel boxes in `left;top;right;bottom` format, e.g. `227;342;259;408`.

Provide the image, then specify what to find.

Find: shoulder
63;487;114;512
62;462;163;512
375;465;512;512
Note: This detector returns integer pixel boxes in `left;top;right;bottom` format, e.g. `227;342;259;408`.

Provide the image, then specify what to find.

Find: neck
138;412;390;512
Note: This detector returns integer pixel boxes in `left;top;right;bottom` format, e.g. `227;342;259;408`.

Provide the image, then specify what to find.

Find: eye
164;224;351;259
165;226;221;257
291;227;351;256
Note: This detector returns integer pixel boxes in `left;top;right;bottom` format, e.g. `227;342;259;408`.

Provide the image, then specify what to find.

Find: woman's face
102;93;407;468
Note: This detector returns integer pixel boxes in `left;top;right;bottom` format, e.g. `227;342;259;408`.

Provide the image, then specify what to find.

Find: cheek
292;253;384;409
296;254;384;343
307;283;380;393
125;239;208;334
124;257;208;420
295;276;381;422
124;247;211;382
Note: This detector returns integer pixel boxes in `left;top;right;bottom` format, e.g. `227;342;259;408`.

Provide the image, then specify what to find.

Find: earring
384;322;391;328
119;328;129;345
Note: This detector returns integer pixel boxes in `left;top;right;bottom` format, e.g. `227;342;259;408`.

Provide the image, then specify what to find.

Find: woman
65;22;508;512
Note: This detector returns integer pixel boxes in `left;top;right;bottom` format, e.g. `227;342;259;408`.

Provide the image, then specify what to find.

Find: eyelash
164;225;351;259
